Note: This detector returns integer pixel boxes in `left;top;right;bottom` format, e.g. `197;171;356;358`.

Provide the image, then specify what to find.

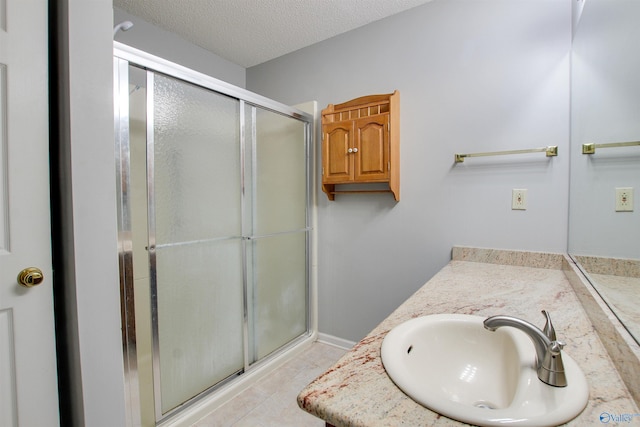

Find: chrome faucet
483;310;567;387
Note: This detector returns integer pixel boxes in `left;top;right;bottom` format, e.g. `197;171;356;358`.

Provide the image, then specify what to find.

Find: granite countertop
587;274;640;340
573;254;640;343
298;248;639;426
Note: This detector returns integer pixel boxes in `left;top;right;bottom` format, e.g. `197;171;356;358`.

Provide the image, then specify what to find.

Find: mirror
569;0;640;344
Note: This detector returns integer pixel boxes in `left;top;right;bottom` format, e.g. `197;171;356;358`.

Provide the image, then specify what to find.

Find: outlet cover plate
512;189;527;210
615;187;634;212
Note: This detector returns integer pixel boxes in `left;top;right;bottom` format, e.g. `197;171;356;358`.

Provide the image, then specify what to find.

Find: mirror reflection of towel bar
582;140;640;154
454;146;558;163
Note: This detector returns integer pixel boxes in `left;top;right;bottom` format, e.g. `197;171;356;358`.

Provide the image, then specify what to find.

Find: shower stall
114;43;314;425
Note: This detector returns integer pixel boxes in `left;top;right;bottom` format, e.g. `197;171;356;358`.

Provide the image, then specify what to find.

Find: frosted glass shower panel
152;74;244;414
156;240;244;413
253;232;308;360
153;74;241;245
116;45;314;424
253;108;307;235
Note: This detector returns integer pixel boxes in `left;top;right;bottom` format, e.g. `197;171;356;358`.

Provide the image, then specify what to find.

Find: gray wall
114;8;246;88
247;0;571;341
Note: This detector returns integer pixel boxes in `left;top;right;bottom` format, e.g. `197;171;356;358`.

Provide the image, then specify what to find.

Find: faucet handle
541;310;557;341
549;340;565;354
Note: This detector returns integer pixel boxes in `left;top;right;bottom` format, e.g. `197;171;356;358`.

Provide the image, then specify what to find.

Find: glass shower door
245;106;310;362
116;44;313;425
149;73;244;415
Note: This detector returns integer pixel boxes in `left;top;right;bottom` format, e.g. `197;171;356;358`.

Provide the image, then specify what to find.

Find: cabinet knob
352;148;358;153
348;148;353;153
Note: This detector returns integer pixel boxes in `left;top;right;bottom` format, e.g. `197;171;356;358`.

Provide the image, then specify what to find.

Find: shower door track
114;43;311;122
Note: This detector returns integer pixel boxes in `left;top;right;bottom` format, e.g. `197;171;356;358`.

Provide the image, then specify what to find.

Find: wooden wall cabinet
321;91;399;201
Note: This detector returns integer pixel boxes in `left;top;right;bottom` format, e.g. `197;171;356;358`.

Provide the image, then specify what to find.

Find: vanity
298;247;640;426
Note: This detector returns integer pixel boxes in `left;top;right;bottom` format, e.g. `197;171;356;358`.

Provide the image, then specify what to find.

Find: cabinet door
323;121;354;183
354;115;390;182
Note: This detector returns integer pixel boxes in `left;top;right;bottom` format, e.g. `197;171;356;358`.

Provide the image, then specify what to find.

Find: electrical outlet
615;187;634;212
512;189;527;210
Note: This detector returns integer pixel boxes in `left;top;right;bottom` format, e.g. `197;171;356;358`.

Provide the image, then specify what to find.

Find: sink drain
474;401;498;410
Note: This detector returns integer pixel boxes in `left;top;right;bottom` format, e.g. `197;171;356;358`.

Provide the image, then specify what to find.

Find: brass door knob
17;267;44;288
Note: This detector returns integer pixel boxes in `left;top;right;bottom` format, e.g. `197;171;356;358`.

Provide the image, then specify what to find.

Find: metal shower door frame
114;42;313;425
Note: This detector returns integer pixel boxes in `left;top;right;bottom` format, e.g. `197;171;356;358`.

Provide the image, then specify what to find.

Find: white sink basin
381;314;589;427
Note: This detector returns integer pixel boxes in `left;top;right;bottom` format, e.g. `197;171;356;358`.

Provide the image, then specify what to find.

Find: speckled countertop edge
563;257;640;408
298;247;640;427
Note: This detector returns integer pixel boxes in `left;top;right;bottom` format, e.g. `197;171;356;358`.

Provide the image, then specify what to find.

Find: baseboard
316;332;356;350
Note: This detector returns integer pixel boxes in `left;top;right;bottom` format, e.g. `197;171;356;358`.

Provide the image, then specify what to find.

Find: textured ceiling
113;0;434;68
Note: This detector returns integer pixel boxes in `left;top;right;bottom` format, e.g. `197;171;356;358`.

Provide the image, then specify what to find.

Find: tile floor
193;342;347;427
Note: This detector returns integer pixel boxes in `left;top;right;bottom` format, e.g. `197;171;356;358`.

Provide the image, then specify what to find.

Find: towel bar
455;146;558;163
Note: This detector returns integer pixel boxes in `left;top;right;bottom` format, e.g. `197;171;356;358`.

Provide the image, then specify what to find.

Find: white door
0;1;60;426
